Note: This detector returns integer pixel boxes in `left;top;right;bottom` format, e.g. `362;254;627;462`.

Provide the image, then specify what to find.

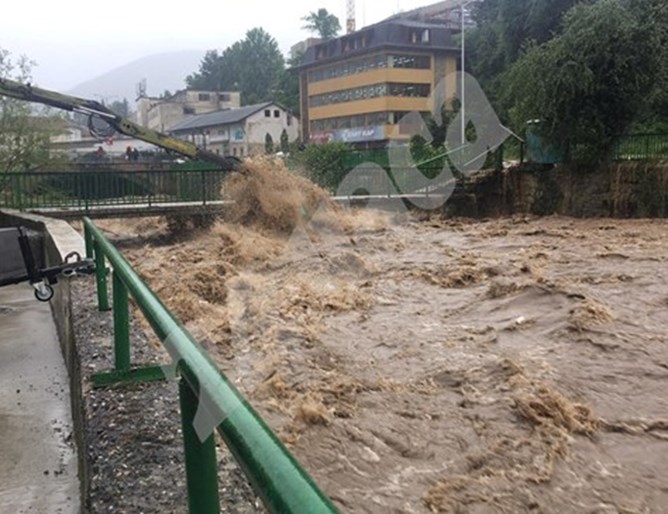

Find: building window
307;53;430;83
309;82;430;108
410;29;431;44
233;147;237;156
287;113;293;126
220;93;231;102
239;147;244;157
310;111;424;133
198;93;211;101
391;55;431;69
183;106;195;115
274;110;280;118
265;109;271;117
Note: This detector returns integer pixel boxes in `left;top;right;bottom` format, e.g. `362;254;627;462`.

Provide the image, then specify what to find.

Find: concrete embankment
0;210;87;513
446;161;668;219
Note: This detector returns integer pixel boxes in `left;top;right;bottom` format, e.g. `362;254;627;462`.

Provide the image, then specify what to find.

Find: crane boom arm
0;77;239;170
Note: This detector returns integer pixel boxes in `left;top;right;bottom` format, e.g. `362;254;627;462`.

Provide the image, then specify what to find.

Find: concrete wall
0;210;88;512
444;162;668;219
202;105;299;157
145;91;242;132
244;106;299;155
148;102;185;132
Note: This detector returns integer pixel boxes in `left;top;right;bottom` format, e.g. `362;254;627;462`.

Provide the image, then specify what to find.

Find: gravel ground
71;276;263;514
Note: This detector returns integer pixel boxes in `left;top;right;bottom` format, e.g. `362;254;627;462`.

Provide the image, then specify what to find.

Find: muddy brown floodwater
97;210;668;514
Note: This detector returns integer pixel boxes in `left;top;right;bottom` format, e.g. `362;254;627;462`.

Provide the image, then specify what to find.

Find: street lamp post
461;2;467;146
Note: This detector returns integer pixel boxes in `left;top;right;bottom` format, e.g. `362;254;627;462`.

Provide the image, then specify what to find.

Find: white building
169;102;299;158
135;90;241;133
50;124;84;144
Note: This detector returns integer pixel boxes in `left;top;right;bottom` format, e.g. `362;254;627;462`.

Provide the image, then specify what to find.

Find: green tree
108;98;131;118
466;0;587;105
280;129;290;153
0;48;66;173
265;133;274;154
504;0;664;162
186;28;284;105
274;50;304;115
626;0;668;130
186;50;224;90
295;142;351;191
302;8;341;40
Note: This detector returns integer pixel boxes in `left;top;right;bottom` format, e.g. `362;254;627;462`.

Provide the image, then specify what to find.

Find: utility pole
347;0;356;33
461;2;467;146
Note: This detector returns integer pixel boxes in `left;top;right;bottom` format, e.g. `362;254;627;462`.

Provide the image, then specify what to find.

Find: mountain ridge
67;50;205;104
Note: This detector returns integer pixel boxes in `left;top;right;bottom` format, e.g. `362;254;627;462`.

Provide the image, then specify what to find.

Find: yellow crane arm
0;77;239;170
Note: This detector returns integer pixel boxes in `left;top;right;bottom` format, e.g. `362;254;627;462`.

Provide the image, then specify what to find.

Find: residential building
169;102;299;158
134;90;241;132
294;2;461;149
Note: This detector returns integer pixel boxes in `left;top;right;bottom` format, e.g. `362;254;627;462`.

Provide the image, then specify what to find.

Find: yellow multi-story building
296;18;460;149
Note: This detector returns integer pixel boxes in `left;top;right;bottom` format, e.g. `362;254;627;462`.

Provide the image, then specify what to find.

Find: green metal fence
83;218;338;514
0;168;228;210
613;133;668;161
340;149;391;170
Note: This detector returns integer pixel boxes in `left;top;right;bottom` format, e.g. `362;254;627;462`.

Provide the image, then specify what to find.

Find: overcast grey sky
2;0;438;91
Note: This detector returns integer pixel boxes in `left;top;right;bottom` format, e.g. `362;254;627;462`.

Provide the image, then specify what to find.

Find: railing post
16;173;23;210
496;144;504;172
112;271;131;371
85;174;90;213
84;225;94;259
201;169;207;206
94;240;110;311
179;378;221;514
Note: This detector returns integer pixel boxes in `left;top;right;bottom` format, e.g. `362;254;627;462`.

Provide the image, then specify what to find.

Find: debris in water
223;157;337;233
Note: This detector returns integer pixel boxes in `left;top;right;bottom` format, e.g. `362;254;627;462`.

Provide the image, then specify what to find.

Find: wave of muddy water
99;213;668;513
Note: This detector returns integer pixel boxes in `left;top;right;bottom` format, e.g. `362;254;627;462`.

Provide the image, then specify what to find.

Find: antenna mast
347;0;356;33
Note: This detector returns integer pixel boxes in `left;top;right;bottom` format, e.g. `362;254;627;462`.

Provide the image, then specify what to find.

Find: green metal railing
83;217;337;514
0;168;228;210
613;133;668;161
341;149;391;170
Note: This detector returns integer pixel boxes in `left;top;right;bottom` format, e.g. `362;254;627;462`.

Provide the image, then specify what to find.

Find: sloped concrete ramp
0;284;79;514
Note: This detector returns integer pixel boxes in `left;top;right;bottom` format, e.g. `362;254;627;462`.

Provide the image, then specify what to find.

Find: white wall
173;104;300;158
148;103;185;132
245;104;299;146
51;128;83;144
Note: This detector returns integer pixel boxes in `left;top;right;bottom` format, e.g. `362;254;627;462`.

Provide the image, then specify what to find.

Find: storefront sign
310;126;385;144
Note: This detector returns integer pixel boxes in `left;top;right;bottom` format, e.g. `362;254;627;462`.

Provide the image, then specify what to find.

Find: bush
293;142;352;191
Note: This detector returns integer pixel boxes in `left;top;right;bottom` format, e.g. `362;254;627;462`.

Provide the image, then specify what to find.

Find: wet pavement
0;285;79;514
